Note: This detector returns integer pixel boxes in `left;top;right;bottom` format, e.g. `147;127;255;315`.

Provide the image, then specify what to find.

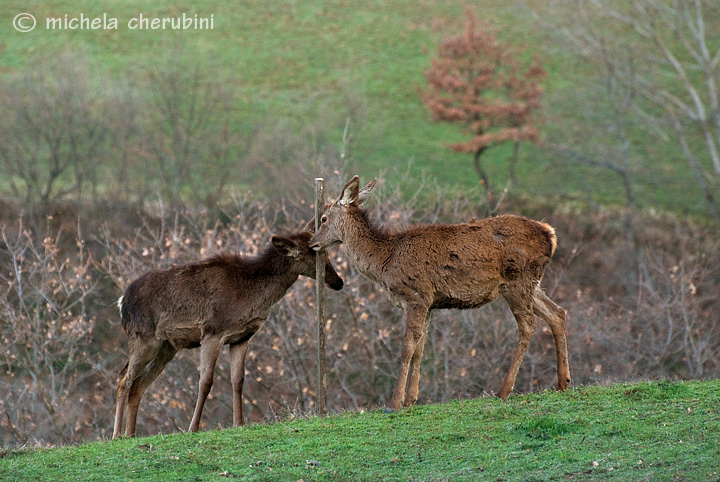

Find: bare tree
103;81;155;204
0;51;110;206
550;70;639;238
539;0;720;221
143;59;237;205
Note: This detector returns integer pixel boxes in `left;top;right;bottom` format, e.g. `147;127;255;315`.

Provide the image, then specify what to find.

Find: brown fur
112;231;343;438
309;176;570;410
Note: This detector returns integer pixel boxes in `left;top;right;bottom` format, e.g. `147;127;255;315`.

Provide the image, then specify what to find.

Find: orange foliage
421;9;546;155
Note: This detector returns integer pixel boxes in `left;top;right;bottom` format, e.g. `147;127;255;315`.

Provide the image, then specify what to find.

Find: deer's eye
321;216;328;224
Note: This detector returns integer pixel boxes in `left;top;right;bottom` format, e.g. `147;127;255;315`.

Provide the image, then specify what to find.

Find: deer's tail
537;221;557;257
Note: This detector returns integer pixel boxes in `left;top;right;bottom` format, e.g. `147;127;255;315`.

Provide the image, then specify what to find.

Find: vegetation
421;9;546;201
0;0;717;215
1;186;718;447
542;0;720;222
1;380;718;481
0;0;719;456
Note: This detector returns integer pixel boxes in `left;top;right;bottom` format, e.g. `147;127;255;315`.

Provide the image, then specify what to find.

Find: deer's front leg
389;304;429;410
189;336;223;432
229;340;250;426
405;311;431;407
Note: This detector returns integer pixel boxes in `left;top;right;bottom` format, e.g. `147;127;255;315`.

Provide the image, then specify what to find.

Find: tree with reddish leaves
422;10;546;201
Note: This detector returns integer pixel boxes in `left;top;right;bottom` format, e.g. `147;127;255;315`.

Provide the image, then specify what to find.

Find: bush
0;220;98;445
0;185;718;446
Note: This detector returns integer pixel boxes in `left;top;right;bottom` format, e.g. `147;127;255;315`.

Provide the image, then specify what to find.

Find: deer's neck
342;210;395;281
245;249;299;300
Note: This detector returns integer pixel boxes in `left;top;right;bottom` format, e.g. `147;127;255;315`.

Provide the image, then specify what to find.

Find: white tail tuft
116;295;124;315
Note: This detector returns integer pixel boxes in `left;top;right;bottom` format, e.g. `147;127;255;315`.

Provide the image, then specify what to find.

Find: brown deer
309;176;570;410
112;231;343;438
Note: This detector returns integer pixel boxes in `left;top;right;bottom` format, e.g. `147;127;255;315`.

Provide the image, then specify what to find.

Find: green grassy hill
2;380;718;481
0;0;708;213
0;0;533;185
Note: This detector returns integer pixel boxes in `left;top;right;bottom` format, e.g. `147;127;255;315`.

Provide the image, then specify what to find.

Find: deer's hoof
557;377;571;391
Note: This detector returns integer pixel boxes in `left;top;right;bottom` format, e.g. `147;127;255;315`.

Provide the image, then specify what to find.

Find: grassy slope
0;0;704;212
1;380;718;481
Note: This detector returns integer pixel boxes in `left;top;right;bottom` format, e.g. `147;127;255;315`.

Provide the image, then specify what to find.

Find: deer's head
309;175;377;251
272;232;344;291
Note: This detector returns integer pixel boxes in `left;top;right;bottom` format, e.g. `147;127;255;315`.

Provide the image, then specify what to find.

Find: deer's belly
158;324;202;349
222;318;265;345
431;283;501;310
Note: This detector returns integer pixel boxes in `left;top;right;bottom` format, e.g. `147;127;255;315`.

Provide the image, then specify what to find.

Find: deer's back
121;255;292;348
381;215;554;308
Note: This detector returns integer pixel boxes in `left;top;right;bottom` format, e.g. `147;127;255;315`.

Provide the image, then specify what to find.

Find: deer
309;176;570;410
112;230;343;439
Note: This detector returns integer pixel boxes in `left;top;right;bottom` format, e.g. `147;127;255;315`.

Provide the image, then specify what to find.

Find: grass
2;380;718;481
0;0;709;214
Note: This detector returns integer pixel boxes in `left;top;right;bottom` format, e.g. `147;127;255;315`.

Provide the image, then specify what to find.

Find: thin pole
314;178;327;416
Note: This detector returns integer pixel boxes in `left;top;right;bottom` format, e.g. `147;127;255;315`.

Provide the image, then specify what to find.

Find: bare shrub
1;176;718;447
568;241;719;385
0;221;97;446
636;250;719;378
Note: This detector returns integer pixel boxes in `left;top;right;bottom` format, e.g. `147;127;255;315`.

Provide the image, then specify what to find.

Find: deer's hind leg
498;286;537;399
113;336;167;439
532;289;570;392
124;340;177;437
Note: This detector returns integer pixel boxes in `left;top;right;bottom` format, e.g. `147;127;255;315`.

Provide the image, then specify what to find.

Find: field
1;380;718;481
1;0;719;461
0;0;713;212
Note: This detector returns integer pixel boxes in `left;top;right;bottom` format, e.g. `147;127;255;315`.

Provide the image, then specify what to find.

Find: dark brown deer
112;231;343;438
309;176;570;410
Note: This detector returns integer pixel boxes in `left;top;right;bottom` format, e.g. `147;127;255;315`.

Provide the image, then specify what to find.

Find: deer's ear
302;218;315;233
339;175;360;206
271;236;301;258
356;178;377;206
